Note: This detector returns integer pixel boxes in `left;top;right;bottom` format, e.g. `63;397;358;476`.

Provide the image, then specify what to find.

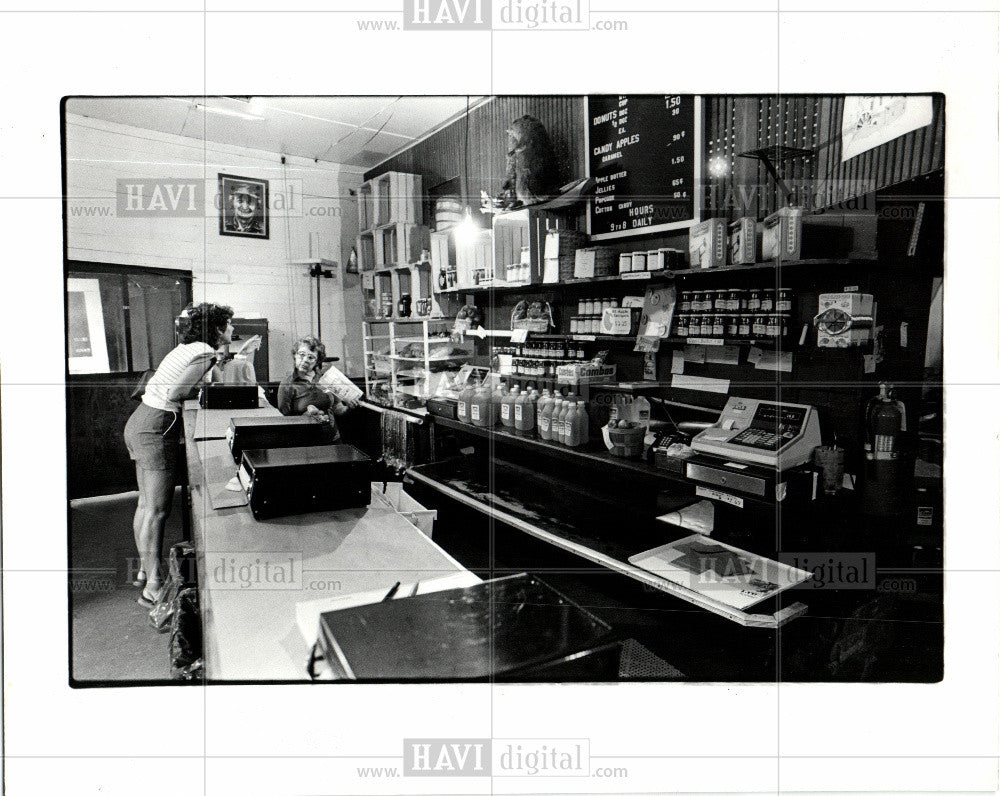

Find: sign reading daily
587;95;700;240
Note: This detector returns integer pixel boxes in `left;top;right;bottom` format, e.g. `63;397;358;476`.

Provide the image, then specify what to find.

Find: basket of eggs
602;419;646;458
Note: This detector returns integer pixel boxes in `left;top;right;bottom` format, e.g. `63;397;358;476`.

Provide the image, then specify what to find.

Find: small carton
729;217;757;264
688;218;727;269
761;206;804;260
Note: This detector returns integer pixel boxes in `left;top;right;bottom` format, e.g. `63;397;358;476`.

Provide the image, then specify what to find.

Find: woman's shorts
124;402;181;471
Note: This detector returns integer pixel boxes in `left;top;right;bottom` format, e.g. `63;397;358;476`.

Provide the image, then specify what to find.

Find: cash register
687;397;822;500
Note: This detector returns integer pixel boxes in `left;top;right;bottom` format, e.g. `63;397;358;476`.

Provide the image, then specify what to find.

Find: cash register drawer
686;460;769;497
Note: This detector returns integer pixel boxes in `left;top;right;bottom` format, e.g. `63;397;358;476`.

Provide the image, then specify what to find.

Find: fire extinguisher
865;382;907;461
862;382;908;515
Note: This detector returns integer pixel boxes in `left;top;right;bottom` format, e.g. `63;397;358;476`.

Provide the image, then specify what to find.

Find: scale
687;398;822;500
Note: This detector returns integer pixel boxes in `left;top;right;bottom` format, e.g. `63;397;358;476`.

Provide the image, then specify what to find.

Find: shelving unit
362;318;474;410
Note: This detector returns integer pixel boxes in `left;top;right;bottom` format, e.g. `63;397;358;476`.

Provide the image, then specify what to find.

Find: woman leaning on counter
277;335;358;439
124;302;234;608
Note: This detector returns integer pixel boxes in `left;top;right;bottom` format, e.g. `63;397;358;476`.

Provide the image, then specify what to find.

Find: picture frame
218;173;269;239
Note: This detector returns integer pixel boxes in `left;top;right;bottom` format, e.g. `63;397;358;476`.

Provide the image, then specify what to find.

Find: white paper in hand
317;364;363;403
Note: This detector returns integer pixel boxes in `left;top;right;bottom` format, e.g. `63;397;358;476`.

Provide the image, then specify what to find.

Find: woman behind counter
124;302;235;607
277;336;358;438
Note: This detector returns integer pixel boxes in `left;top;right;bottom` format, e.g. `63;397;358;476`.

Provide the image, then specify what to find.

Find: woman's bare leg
137;467;175;596
132;465;147;584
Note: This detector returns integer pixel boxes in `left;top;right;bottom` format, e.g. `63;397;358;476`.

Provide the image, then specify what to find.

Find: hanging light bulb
453;207;480;246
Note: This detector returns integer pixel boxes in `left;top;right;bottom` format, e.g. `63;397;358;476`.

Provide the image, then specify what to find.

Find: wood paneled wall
367;97;585;204
368;94;944;224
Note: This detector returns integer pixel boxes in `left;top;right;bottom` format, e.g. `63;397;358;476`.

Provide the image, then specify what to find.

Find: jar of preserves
738;314;752;338
776;287;793;313
584;298;594;315
713;290;727;312
577;298;587;315
752;314;768;338
727;289;742;312
766;314;780;337
679;291;692;313
747;289;762;312
712;314;725;337
760;288;775;313
699;314;713;337
725;314;739;337
778;313;791;337
675;314;689;337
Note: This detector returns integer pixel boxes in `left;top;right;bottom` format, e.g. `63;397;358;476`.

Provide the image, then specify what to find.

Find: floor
69;489;185;684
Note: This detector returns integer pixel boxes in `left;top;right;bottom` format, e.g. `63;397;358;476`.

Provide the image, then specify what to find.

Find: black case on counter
316;573;619;681
200;385;259;410
228;415;336;462
238;444;372;520
426;397;458;419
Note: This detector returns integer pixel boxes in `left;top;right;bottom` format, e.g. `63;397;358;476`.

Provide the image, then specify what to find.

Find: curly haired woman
124;302;234;607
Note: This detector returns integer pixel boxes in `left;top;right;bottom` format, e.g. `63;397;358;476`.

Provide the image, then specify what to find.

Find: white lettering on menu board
588;95;699;240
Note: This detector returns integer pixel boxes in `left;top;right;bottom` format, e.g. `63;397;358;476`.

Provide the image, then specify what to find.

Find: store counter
182;401;470;681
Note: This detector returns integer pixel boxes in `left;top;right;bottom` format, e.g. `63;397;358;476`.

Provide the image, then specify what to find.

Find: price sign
586;95;702;240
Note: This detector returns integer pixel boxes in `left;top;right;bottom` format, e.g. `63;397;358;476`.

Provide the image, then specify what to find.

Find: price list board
586;95;702;241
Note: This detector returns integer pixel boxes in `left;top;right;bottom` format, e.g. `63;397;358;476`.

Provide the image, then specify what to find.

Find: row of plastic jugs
456;382;590;447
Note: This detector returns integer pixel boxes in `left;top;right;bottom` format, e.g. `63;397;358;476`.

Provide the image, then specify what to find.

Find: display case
362;318;474;411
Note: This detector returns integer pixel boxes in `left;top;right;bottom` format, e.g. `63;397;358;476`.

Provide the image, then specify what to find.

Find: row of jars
576;297;620;316
496;341;587;359
676;313;791;339
678;287;794;314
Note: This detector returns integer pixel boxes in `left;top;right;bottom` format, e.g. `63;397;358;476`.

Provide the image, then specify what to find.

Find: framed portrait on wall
218;173;269;239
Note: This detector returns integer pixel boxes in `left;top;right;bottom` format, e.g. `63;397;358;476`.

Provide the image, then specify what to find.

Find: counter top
182;401;468;681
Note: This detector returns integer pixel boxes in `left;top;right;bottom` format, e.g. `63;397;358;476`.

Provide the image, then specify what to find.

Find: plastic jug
501;385;518;428
517;389;538;437
562;401;578;446
470;384;489;427
574;401;590;446
539;398;556;441
457;377;477;424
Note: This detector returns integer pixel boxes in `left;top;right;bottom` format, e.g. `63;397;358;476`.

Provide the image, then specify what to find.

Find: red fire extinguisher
862;382;908;515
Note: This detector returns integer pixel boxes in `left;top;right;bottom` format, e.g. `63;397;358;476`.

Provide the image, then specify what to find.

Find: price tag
621;271;652;281
687;337;725;347
573;334;597;342
695;486;744;509
600;307;633;335
510;328;528;343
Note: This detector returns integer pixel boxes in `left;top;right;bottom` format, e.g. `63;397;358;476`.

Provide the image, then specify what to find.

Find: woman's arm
164;352;217;402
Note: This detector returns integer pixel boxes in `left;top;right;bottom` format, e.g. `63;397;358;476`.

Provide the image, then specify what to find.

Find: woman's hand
235;334;262;358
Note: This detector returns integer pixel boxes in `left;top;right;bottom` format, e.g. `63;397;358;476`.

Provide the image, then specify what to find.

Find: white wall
65;113;364;378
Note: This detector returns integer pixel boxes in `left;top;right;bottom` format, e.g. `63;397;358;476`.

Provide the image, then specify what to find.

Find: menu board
586;95;702;240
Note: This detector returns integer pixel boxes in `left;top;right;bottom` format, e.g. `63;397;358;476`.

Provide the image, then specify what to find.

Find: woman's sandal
137;586;161;608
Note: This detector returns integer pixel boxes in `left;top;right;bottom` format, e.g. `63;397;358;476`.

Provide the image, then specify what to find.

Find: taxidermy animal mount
498;115;559;210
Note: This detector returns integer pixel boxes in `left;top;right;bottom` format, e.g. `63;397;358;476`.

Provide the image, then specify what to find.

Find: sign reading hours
585;95;702;241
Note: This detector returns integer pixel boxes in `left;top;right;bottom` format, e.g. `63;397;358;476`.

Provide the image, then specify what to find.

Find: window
66;263;192;374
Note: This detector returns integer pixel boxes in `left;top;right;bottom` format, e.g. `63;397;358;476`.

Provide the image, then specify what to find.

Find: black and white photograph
218;172;269;239
2;6;1000;796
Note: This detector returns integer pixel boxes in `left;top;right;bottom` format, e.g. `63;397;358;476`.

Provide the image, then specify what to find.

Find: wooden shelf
431;415;683;485
432;259;878;296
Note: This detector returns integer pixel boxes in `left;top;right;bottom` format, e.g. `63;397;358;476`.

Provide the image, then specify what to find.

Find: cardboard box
761;207;803;260
729;217;757;264
688;218;727;269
